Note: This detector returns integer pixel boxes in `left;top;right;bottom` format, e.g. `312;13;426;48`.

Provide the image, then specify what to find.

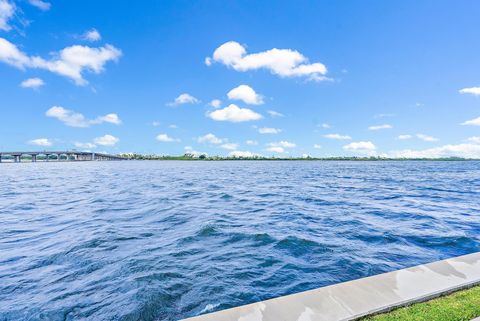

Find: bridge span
0;151;126;163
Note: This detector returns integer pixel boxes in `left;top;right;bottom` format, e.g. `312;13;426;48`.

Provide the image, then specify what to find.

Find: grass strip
361;285;480;321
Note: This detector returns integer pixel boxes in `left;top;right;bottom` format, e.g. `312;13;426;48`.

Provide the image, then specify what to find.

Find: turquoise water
0;161;479;320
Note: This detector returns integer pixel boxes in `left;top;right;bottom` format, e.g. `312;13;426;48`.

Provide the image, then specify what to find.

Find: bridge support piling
32;155;37;162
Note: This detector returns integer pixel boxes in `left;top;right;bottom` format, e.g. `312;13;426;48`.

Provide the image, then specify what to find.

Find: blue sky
1;0;480;158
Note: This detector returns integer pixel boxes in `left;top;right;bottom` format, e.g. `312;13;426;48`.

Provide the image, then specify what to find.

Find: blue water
0;161;479;321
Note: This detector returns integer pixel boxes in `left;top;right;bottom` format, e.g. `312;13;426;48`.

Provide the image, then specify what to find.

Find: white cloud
207;104;262;122
46;106;88;127
210;99;221;108
197;133;223;144
184;146;207;157
74;142;96;149
229;150;258;158
221;143;238;150
94;134;119;146
169;124;178;129
258;127;281;134
343;141;376;155
46;106;122;127
151;121;160;127
461;116;480;126
167;93;200;106
467;136;480;144
387;143;480;159
0;0;14;31
320;123;331;129
268;141;296;148
266;146;285;153
459;87;480;96
206;41;328;81
323;133;351;140
397;134;413;140
246;140;258;145
0;38;121;85
227;84;263;105
313;144;321;149
20;77;44;89
91;113;122;125
156;133;179;142
266;140;296;153
416;134;438;142
374;113;396;119
83;29;101;42
29;138;52;146
28;0;50;11
267;110;284;117
368;124;392;130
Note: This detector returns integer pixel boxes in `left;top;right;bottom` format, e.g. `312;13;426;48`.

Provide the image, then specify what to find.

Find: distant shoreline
119;155;479;161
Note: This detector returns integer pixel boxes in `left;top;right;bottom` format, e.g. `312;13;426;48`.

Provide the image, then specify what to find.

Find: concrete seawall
182;252;480;321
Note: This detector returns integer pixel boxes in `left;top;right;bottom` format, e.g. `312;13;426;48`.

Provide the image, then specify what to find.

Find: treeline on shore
118;153;472;161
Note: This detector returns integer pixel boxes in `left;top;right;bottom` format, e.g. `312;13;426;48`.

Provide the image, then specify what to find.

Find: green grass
361;286;480;321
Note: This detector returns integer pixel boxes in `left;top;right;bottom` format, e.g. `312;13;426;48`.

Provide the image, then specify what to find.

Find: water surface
0;161;479;320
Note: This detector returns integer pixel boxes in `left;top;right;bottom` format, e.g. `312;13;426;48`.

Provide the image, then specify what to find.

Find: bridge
0;151;126;163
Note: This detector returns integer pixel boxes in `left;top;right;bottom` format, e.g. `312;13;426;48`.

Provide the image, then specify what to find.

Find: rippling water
0;161;479;320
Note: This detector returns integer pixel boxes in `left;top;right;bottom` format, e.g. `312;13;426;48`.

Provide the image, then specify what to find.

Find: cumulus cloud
343;141;376;155
313;144;321;149
267;110;284;117
83;29;101;42
197;133;223;144
0;38;121;85
397;134;412;140
20;77;44;89
246;140;258;145
91;113;122;125
320;123;331;129
0;0;14;31
156;134;179;142
387;144;480;159
221;143;238;150
167;93;200;106
207;104;262;122
416;134;438;142
74;142;96;149
461;116;480;126
467;136;480;144
266;146;285;153
29;138;52;146
323;133;351;140
28;0;50;11
266;141;296;153
459;87;480;96
94;134;119;146
258;127;281;134
184;146;207;157
227;84;263;105
210;99;221;108
229;150;258;158
368;124;392;130
46;106;122;127
206;41;328;81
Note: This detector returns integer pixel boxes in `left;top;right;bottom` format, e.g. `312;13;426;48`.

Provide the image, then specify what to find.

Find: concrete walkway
182;252;480;321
